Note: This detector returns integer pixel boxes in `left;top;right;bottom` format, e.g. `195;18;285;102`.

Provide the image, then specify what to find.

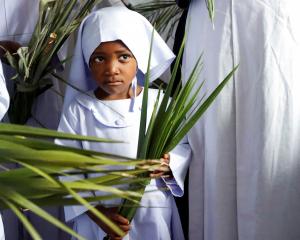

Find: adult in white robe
57;6;191;239
182;1;300;240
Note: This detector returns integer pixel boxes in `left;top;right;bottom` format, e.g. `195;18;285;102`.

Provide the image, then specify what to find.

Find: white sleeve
0;62;9;121
56;102;82;148
56;104;93;222
162;136;191;197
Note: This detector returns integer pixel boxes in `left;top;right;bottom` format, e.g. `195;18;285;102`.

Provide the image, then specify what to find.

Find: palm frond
0;123;160;240
130;1;182;42
205;0;215;23
130;0;215;41
115;35;237;233
4;0;102;124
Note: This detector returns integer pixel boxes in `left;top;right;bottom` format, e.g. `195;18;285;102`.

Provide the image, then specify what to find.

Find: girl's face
89;40;138;100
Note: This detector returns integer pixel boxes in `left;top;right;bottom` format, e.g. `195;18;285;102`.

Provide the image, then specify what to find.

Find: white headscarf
64;6;175;109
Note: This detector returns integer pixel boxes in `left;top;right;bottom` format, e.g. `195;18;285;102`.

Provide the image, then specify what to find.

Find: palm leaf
0;123;160;240
115;35;237;237
130;0;215;41
3;199;42;240
5;0;103;124
0;182;85;240
205;0;215;22
130;1;182;42
117;27;156;223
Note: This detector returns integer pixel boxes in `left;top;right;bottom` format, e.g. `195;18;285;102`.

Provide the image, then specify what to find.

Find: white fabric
64;6;175;109
0;0;62;129
0;61;9;121
0;215;3;240
57;88;191;240
0;48;7;240
183;1;300;240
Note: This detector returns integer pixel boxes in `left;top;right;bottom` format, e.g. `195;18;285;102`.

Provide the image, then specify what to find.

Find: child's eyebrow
115;50;132;54
92;49;132;55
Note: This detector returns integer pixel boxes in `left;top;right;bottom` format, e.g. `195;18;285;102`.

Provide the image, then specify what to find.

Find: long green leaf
137;26;156;159
0;123;119;142
0;183;85;240
205;0;215;22
63;183;125;237
2;199;42;240
164;65;238;152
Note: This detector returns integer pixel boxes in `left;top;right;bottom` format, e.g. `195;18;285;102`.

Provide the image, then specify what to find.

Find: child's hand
87;205;130;240
150;153;173;180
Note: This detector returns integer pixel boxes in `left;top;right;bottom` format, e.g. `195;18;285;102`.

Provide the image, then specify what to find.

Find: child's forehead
95;40;132;52
90;40;136;63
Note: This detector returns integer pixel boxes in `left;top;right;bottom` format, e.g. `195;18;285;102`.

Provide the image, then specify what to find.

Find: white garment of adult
0;61;9;240
183;1;300;240
57;89;190;240
0;217;4;240
0;61;9;121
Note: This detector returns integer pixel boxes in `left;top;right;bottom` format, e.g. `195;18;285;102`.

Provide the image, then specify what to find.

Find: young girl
57;6;191;240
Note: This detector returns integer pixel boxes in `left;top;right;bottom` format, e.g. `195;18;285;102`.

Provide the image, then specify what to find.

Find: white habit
183;1;300;240
58;6;191;240
57;89;190;240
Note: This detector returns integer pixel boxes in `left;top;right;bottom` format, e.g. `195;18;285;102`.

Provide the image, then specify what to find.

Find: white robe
57;88;191;240
0;61;9;121
0;61;8;240
183;1;300;240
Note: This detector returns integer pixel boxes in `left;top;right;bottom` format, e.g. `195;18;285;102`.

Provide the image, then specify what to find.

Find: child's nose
105;60;120;75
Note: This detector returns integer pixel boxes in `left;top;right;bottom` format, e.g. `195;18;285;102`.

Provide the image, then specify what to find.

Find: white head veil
63;6;175;109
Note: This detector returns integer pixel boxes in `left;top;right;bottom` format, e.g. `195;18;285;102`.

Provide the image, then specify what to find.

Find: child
57;6;191;240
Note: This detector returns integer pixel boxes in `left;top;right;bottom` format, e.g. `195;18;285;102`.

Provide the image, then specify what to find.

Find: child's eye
94;56;104;63
119;54;131;61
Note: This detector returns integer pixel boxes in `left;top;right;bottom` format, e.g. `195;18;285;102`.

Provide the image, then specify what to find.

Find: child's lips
105;79;122;86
